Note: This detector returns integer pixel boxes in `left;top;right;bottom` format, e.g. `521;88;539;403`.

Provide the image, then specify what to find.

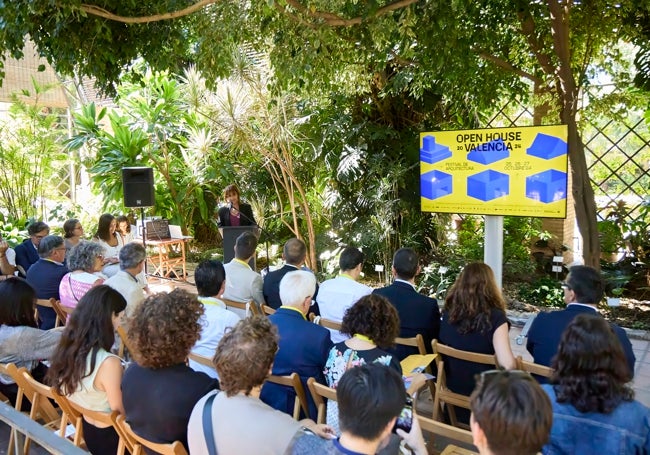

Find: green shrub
517;277;565;308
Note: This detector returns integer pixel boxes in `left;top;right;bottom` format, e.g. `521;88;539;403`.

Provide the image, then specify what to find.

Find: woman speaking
216;184;256;233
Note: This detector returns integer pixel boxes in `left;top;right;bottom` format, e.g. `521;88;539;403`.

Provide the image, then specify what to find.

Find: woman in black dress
216;184;256;229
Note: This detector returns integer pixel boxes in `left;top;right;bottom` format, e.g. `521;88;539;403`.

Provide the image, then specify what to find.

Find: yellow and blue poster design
420;125;568;218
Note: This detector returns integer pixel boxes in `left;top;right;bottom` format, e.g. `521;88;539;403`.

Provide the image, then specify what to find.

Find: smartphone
393;396;413;433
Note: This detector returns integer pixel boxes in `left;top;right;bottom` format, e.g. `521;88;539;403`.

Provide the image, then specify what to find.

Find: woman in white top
63;219;85;251
47;285;126;455
59;241;105;311
115;216;134;244
94;214;124;278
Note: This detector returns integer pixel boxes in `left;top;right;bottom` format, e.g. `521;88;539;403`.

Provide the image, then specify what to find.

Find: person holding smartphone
0;236;17;276
291;364;427;455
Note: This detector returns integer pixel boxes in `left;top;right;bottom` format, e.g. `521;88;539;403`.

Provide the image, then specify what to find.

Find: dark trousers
82;419;120;455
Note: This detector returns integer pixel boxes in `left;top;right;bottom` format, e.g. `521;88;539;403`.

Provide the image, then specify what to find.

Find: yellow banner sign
420;125;568;218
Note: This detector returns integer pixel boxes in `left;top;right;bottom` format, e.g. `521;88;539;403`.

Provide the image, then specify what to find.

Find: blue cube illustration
467;170;509;201
420;135;452;164
526;169;567;203
527;133;567;160
467;138;510;164
421;170;453;200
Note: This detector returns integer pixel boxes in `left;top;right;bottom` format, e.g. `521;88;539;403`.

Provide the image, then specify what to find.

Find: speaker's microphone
228;202;233;210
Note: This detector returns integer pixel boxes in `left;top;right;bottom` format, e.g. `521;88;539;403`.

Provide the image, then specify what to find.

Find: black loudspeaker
122;167;154;208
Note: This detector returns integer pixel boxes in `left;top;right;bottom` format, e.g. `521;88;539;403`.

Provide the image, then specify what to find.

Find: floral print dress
323;341;402;434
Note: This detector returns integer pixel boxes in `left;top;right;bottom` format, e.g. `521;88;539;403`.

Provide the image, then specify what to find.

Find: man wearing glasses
14;221;49;276
526;265;635;380
25;235;69;329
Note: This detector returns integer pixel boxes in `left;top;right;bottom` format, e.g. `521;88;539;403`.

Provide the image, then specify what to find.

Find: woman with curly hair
46;285;126;455
439;262;516;423
121;288;219;451
542;313;650;454
59;241;105;311
188;316;333;454
323;293;402;433
94;214;123;277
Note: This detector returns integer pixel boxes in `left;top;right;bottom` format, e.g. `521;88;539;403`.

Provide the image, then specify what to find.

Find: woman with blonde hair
439;262;516;423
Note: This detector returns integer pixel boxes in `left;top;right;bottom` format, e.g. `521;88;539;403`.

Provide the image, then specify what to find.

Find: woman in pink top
59;241;105;310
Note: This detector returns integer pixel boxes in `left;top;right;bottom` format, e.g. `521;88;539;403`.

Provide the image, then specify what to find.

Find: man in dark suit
14;221;49;276
263;238;319;311
527;265;635;381
260;270;332;420
373;248;440;360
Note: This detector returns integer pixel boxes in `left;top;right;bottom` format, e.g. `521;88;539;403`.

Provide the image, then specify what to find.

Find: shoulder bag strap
202;391;220;455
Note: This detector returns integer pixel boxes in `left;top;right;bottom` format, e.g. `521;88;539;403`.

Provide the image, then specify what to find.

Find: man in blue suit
260;270;332;420
527;265;635;381
14;221;49;276
373;248;440;360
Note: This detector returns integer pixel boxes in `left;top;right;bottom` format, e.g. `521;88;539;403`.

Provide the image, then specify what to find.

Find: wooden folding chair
8;364;62;454
265;373;309;420
35;298;63;327
116;325;134;359
306;377;337;425
309;314;343;332
62;398;126;455
0;363;26;455
51;299;73;325
261;304;275;315
417;414;477;453
187;352;217;376
115;414;188;455
396;334;437;401
222;298;255;317
516;355;554;379
431;340;498;428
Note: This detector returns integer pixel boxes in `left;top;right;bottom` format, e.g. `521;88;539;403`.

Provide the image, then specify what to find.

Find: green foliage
0;214;27;247
517;277;566;308
0;79;69;221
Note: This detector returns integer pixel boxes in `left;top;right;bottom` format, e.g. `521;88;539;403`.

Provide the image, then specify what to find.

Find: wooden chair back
51;299;73;324
417;413;476;448
309;314;343;331
264;373;309;420
187;352;215;370
395;334;427;356
261;304;275;315
48;389;85;448
0;362;25;455
63;398;126;455
115;414;188;455
222;298;256;317
431;340;498;427
116;325;134;359
306;377;337;424
516;356;554;379
35;298;63;327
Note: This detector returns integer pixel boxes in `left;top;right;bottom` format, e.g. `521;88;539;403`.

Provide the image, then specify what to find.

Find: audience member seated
121;289;219;450
0;277;62;407
0;236;17;276
439;262;516;424
324;294;402;434
469;369;552;455
188;316;334;454
104;242;148;317
14;220;49;276
59;241;105;310
542;313;650;454
94;214;124;278
47;286;127;455
527;265;635;380
316;246;372;343
263;238;318;311
292;364;428;455
260;270;332;420
373;248;440;359
189;260;240;379
26;235;69;329
115;216;134;244
223;231;265;313
63;218;85;251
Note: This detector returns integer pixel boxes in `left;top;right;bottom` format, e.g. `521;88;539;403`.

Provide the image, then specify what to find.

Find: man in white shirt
316;246;372;342
223;231;265;314
189;260;240;379
104;242;148;317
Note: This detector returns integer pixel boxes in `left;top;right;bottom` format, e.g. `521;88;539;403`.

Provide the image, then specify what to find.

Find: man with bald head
263;238;319;311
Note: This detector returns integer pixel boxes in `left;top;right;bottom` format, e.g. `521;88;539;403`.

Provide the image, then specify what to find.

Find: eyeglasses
34;234;47;240
561;281;572;290
55;247;67;252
